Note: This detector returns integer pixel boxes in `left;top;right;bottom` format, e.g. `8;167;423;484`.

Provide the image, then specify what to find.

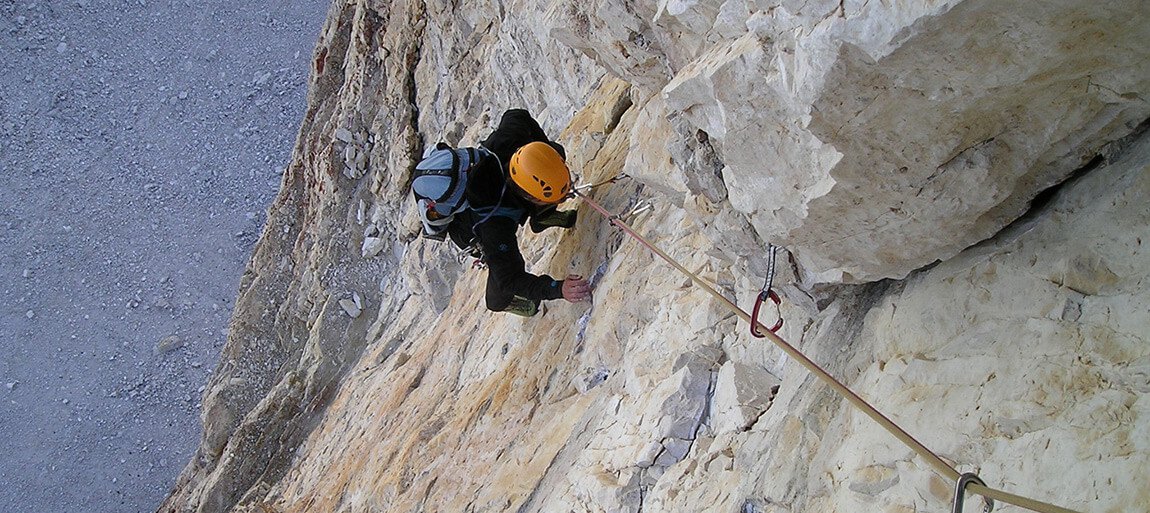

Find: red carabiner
750;289;783;337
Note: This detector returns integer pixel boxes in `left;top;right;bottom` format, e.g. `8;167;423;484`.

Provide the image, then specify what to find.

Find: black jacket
463;109;567;307
467;109;566;215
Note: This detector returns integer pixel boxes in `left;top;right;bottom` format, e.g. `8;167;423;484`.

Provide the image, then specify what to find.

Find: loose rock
154;335;184;356
361;237;385;258
338;297;361;318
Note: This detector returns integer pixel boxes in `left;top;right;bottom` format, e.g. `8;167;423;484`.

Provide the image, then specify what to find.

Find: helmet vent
508;141;570;204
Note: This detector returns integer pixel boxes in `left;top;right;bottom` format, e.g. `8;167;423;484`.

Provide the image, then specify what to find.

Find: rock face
160;1;1149;512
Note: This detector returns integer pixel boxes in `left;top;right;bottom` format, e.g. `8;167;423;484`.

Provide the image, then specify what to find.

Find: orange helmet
509;141;571;205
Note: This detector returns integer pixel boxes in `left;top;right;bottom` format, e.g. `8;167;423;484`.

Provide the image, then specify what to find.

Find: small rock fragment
339;296;361;318
361;237;386;258
334;128;353;143
155;335;184;356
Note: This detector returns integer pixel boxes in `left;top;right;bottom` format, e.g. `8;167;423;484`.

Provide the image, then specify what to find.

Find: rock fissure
964;125;1145;259
404;2;427;153
1086;76;1148;104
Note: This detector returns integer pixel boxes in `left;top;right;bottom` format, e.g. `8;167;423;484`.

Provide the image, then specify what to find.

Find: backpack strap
435;149;463;203
471;147;526;231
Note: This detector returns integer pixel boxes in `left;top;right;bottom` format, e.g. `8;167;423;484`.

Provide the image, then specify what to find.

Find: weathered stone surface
795;134;1150;513
359;236;385;258
657;0;1150;284
712;361;780;434
160;1;1150;513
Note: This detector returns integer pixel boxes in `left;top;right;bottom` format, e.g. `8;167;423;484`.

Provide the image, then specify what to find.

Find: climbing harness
456;244;486;268
954;473;995;513
573;185;1081;513
750;244;783;337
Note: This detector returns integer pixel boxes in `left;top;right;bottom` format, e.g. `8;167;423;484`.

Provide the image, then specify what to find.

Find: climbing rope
572;188;1080;513
954;473;994;513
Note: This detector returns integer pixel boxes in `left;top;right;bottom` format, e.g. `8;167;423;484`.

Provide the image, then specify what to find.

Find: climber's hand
562;274;592;303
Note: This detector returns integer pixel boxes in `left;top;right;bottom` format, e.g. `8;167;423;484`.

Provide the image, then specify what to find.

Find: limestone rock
848;464;900;496
653;348;717;440
159;2;1150;513
659;0;1150;284
360;236;385;258
154;335;183;356
338;293;363;318
1050;251;1122;296
711;362;779;434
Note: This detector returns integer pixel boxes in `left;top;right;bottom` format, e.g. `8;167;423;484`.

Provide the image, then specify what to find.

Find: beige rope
576;191;1082;513
966;484;1081;513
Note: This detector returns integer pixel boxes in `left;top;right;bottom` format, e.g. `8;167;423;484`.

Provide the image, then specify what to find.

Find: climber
411;109;592;317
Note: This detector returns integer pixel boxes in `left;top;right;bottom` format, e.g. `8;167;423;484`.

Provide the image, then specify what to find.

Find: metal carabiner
457;244;484;267
952;473;994;513
750;244;783;338
751;288;783;337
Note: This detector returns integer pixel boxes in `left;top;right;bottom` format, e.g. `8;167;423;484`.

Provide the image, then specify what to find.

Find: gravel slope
0;1;329;511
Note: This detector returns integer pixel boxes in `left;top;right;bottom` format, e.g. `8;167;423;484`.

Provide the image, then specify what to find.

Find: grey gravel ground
0;1;330;511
